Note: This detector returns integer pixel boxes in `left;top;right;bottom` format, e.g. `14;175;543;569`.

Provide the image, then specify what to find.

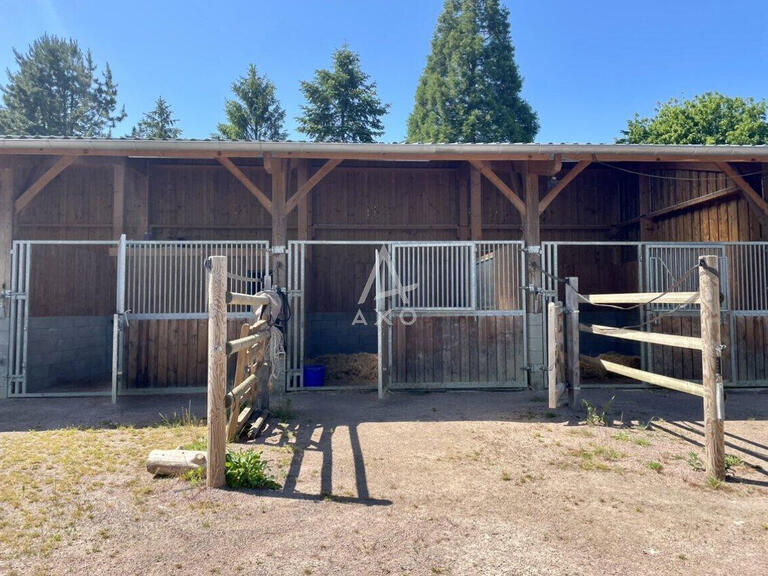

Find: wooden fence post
547;301;565;408
206;256;227;489
565;277;580;408
699;255;725;481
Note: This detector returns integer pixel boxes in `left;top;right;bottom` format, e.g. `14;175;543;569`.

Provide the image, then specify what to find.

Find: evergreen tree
0;34;126;136
216;65;287;140
130;97;182;139
407;0;538;143
619;93;768;145
297;45;389;142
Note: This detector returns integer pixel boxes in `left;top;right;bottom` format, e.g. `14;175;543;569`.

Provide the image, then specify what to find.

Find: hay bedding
580;352;640;380
308;352;378;385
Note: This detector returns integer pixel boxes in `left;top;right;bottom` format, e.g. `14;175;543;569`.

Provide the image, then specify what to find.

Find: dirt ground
1;388;768;576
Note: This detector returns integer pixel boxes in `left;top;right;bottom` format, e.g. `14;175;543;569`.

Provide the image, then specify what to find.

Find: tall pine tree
131;97;182;139
297;46;389;143
216;64;287;141
0;34;126;137
407;0;538;143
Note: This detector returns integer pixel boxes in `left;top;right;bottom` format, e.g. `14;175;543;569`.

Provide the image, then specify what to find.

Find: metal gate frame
6;239;120;398
286;240;528;392
6;237;271;399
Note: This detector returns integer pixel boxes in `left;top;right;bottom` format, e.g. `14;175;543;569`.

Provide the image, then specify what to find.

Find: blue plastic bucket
303;365;326;387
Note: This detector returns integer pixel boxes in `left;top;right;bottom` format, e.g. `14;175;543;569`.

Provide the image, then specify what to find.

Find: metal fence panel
124;240;270;318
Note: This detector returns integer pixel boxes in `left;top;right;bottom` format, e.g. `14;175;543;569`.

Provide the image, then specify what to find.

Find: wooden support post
0;167;13;293
523;171;544;388
271;158;288;288
297;160;310;241
113;160;126;238
470;165;482;240
565;277;580;407
206;256;227;489
699;255;725;481
547;301;565;409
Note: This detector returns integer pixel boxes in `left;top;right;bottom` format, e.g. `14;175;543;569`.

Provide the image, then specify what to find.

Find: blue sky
1;0;767;143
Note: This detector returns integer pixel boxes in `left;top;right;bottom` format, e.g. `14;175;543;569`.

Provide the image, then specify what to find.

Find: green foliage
583;396;614;426
297;45;389;142
407;0;538;143
686;451;705;472
619;92;768;145
216;64;287;141
0;34;126;136
130;96;181;139
225;450;280;490
725;454;743;471
647;460;663;473
706;475;724;490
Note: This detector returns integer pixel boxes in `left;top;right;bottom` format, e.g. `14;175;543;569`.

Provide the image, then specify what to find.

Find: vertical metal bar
470;243;477;309
7;243;18;395
22;243;30;394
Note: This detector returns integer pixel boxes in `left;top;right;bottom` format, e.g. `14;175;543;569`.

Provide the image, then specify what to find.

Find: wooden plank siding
390;315;526;388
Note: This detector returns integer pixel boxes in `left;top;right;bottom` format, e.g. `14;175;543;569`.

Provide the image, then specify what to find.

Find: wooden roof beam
285;158;342;214
15;155;76;214
468;159;526;217
538;160;591;215
217;156;272;214
716;162;768;221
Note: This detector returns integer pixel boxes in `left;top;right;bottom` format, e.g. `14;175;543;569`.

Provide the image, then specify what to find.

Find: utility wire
598;162;766;181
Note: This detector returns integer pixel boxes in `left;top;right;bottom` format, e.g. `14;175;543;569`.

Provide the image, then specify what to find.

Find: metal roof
1;136;767;162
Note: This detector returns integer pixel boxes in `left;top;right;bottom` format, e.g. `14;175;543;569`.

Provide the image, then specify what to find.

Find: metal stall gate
286;240;527;392
122;240;270;393
386;241;527;389
727;243;768;385
6;240;120;398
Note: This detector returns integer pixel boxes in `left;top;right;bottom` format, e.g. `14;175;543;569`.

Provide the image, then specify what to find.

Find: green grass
725;454;743;471
647;460;663;473
686;451;705;472
706;475;724;490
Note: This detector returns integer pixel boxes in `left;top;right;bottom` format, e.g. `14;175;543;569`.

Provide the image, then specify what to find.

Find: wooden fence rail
560;255;726;480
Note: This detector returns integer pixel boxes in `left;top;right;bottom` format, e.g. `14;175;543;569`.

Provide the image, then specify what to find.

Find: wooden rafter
15;156;76;214
285;158;342;214
217;156;272;214
538;160;591;215
468;159;526;216
716;162;768;220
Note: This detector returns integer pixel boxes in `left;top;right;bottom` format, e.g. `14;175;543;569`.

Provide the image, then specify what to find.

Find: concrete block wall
305;313;377;358
25;316;112;393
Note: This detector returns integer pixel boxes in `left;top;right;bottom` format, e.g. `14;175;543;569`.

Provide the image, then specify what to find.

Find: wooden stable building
0;138;767;399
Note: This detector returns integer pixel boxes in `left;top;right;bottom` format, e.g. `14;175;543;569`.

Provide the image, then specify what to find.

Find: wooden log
580;323;704;350
227;323;251;438
226;331;269;355
146;450;206;476
580;355;704;397
580;292;700;305
226;372;258;409
547;302;566;409
206;256;227;489
699;255;726;480
565;278;580;407
226;292;271;307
